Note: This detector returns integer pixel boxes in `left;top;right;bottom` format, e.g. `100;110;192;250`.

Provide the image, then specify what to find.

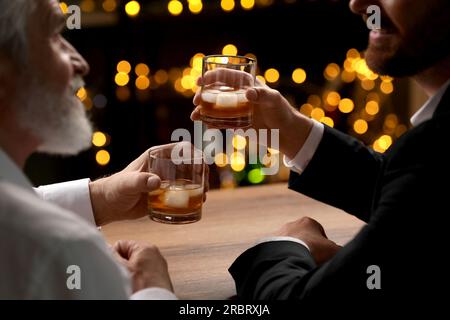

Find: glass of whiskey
199;55;257;128
148;143;205;224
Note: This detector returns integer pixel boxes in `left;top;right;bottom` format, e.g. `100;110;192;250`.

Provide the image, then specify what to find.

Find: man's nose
71;50;90;77
63;38;90;77
349;0;378;15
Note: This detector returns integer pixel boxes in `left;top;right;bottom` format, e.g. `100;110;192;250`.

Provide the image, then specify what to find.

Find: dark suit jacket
229;86;450;308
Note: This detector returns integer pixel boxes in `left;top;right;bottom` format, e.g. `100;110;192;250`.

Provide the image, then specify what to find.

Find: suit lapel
432;85;450;119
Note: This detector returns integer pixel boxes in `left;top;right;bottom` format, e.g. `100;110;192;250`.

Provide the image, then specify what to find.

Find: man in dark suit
191;0;450;307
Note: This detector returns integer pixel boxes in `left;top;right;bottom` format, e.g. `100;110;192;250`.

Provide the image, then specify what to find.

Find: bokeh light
292;68;307;84
125;1;140;17
264;68;279;83
92;131;107;147
222;44;238;56
96;150;111;166
168;0;183;16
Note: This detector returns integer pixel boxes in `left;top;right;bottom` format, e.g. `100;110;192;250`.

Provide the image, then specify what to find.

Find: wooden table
102;183;365;299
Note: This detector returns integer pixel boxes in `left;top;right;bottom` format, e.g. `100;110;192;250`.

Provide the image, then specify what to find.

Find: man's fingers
113;240;135;260
246;87;279;104
193;89;202;106
120;172;161;194
191;106;202;121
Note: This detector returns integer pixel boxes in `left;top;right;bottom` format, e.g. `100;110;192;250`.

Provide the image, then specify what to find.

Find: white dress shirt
0;148;176;300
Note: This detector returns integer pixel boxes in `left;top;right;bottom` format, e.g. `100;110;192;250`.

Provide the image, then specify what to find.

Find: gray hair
0;0;37;64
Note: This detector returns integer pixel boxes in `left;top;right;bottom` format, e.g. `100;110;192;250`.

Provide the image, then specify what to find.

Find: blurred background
25;0;428;189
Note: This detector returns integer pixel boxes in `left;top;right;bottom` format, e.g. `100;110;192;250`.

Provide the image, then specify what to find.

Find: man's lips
362;14;397;33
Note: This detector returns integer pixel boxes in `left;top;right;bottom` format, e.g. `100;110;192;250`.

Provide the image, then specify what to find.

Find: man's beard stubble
364;4;450;77
16;74;93;156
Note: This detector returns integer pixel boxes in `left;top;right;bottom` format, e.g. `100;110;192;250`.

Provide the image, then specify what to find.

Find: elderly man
0;0;175;299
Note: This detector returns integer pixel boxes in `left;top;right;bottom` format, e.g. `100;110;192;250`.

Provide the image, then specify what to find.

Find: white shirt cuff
254;236;310;252
34;178;96;226
130;287;178;300
283;120;324;174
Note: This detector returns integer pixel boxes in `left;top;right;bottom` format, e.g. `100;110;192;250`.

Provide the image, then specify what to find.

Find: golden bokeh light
256;75;266;85
92;131;107;147
117;60;131;74
380;81;394;94
264;68;280;83
136;76;150;90
60;2;68;14
181;75;195;90
299;103;313;117
135;63;150;76
292;68;307;84
191;53;205;70
230;152;246;172
395;124;407;137
168;0;183;16
378;135;393;150
102;0;117;12
81;0;95;13
341;70;356;83
311;108;325;121
215;153;228;167
174;78;185;92
241;0;255;10
222;44;238;56
221;0;235;12
154;70;169;85
346;48;360;60
320;116;334;128
380;75;394;82
353;119;368;134
76;87;87;101
96;150;111;166
338;98;354;113
324;63;340;80
326;91;341;107
115;72;130;86
365;101;379;115
361;79;375;91
232;135;247;150
188;0;203;14
384;114;398;129
125;1;140;16
366;92;380;102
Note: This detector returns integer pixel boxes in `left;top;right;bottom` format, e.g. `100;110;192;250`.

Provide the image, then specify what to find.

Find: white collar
410;79;450;127
0;148;33;190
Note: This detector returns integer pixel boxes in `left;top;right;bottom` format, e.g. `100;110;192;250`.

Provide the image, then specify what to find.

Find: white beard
16;76;93;156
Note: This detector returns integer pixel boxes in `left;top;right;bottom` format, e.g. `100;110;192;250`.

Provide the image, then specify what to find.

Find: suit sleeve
288;126;385;222
230;158;445;302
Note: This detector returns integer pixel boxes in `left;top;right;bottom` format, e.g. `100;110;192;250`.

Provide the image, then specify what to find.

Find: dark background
25;0;409;188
